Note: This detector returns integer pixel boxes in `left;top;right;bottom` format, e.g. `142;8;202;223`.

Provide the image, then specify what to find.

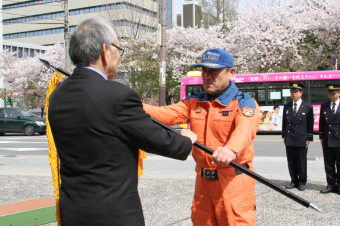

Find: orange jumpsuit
143;81;261;226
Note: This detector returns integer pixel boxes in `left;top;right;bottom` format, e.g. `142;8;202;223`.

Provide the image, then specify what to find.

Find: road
1;134;339;226
0;133;324;157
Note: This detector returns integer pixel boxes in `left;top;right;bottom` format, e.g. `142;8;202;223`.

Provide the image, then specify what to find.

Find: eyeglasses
111;43;124;56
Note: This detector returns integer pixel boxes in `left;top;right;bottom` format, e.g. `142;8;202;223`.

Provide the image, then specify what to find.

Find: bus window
267;81;308;105
186;85;204;97
310;80;338;104
237;83;265;105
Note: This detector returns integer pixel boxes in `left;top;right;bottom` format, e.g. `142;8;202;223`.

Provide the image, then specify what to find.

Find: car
0;108;46;136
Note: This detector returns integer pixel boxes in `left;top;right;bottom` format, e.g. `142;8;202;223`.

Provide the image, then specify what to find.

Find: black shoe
320;187;335;193
298;185;305;191
285;183;296;189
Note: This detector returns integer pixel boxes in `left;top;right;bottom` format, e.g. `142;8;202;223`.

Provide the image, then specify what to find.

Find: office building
181;0;201;28
2;0;159;46
177;14;181;26
158;0;174;29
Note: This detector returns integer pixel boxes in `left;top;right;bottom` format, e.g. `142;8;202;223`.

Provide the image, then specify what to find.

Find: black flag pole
150;118;321;212
39;58;321;212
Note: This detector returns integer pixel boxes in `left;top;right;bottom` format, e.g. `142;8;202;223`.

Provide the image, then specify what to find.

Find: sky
174;0;182;16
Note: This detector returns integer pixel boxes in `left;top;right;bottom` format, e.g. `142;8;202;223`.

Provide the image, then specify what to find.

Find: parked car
0;108;46;136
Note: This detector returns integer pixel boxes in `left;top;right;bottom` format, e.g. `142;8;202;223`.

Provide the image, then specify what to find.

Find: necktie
332;102;336;114
293;102;297;116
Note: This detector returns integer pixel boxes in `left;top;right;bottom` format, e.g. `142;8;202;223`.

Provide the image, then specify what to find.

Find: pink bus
181;70;340;132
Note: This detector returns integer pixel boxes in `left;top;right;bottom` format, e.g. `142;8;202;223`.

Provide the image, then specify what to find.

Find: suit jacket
319;100;340;147
48;68;192;226
282;100;314;147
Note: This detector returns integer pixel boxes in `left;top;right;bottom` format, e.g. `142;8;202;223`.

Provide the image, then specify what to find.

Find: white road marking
0;148;49;151
0;141;47;143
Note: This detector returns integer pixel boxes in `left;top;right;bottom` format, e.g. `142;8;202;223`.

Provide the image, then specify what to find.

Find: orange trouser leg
192;167;256;226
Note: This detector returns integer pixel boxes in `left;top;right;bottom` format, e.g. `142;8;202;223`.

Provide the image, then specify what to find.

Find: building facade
181;0;201;28
2;0;159;46
0;40;48;107
158;0;174;29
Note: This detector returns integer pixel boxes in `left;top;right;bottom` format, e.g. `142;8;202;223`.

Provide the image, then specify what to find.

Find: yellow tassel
138;150;147;178
45;72;65;226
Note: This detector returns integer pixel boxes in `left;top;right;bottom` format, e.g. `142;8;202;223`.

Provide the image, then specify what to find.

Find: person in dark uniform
319;83;340;194
282;82;314;191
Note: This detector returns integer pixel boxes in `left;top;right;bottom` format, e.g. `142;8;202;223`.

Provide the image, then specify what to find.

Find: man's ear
228;68;236;80
101;43;108;66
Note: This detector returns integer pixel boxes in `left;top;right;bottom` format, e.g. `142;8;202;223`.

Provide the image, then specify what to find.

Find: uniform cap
325;83;340;93
193;49;233;69
289;82;304;91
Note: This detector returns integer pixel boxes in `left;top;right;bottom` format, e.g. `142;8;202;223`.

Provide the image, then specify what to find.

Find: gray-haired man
48;18;197;226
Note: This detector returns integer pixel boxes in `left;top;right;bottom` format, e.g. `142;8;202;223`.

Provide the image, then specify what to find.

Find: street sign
333;57;337;66
157;24;161;45
161;61;166;85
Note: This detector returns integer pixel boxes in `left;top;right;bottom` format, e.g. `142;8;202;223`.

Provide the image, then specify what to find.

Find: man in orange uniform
143;49;261;225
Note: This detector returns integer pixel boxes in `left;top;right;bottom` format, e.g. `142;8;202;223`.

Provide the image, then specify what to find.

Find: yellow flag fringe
45;72;65;226
45;72;147;225
138;150;147;178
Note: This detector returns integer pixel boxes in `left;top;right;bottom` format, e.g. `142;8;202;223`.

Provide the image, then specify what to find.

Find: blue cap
193;48;233;69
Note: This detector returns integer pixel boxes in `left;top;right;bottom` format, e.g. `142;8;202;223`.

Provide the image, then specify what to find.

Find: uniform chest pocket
213;111;236;122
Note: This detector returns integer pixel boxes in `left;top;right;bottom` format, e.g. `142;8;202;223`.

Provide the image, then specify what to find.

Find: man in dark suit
282;82;314;191
48;18;198;226
319;83;340;194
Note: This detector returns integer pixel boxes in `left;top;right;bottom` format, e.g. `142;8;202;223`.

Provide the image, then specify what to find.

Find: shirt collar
77;66;108;80
332;98;339;106
293;98;302;106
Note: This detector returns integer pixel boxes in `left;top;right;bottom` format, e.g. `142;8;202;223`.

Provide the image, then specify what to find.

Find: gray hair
69;18;118;66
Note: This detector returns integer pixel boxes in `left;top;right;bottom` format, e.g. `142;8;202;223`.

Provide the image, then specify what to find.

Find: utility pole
64;0;70;72
159;0;167;106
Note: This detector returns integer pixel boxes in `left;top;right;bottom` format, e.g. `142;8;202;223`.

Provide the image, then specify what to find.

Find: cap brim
192;63;226;69
327;90;339;93
290;88;302;91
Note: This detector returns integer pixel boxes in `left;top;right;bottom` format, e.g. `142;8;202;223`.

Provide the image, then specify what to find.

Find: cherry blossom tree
0;44;66;110
167;0;340;76
119;31;181;104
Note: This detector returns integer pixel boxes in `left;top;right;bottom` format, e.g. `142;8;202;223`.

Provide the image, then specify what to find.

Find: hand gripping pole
150;118;321;212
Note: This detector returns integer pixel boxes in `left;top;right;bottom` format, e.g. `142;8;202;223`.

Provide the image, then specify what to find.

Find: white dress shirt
330;98;340;113
293;98;302;113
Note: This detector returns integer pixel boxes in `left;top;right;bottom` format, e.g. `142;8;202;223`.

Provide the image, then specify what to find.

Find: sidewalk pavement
1;155;339;226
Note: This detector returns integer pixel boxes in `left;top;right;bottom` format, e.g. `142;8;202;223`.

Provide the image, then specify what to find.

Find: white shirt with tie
330;98;340;113
293;98;302;114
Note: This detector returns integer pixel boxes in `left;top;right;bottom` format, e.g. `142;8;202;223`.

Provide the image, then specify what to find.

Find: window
237;83;266;105
266;81;308;105
310;80;338;104
30;49;34;57
5;109;19;118
186;85;204;97
18;47;23;58
24;48;29;59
